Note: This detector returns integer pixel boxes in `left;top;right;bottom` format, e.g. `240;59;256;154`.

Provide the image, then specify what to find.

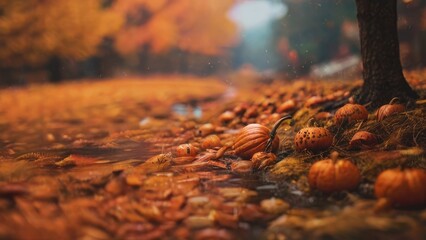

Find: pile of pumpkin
172;95;425;208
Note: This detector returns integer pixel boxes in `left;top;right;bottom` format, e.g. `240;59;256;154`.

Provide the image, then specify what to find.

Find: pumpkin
374;168;426;207
349;131;378;149
176;143;198;157
251;152;277;170
218;111;235;124
294;127;333;152
334;103;368;124
232;124;279;159
201;135;222;149
376;98;406;121
308;153;361;193
196;123;215;137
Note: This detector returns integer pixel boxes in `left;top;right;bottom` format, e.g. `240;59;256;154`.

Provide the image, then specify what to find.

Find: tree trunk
47;56;63;83
355;0;418;108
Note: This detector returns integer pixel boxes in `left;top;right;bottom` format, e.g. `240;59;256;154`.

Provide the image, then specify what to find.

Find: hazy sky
229;0;287;30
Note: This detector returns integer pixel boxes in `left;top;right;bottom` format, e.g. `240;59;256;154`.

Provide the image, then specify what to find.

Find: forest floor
0;72;425;240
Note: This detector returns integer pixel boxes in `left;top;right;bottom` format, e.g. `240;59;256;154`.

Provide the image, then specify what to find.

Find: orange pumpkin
218;111;236;124
196;123;215;137
232;124;279;159
294;127;333;152
376;98;406;121
176;143;198;157
308;154;361;193
375;168;426;207
334;103;368;124
201;135;222;149
349;131;378;149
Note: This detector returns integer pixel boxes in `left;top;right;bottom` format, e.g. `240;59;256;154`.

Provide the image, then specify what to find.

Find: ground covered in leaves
0;72;426;240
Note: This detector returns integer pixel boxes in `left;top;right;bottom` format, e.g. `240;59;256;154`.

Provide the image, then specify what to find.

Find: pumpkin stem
399;158;409;170
306;118;316;127
363;101;372;108
330;151;339;163
389;97;400;105
264;115;292;153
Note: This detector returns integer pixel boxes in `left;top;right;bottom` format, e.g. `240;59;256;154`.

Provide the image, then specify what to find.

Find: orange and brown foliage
0;0;121;67
112;0;238;55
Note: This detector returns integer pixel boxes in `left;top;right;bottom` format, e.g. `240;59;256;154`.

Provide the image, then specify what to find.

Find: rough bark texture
48;56;63;83
355;0;418;109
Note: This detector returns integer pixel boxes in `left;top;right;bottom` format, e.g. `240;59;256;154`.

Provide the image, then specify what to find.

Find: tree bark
355;0;418;108
47;56;63;83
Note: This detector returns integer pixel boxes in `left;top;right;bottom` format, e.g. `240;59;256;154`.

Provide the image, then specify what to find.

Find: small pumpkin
218;111;236;124
251;152;277;170
334;103;368;124
201;135;222;149
294;126;333;152
232;124;279;159
349;131;378;150
308;152;361;193
176;143;198;157
376;98;406;121
375;168;426;207
196;123;215;137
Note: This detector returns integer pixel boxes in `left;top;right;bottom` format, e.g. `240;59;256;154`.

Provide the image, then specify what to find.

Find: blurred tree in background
0;0;121;82
274;0;426;78
0;0;238;84
112;0;237;55
274;0;357;77
111;0;238;74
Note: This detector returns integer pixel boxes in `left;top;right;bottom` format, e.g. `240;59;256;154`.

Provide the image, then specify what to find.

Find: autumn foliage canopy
0;0;121;67
0;0;238;68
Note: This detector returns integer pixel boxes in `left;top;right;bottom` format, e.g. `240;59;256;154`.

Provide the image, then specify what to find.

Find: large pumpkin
375;168;426;207
308;155;361;193
233;124;279;159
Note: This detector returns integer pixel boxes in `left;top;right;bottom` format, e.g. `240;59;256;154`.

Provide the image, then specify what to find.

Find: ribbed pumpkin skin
375;169;426;207
334;103;368;124
232;124;279;159
376;104;405;121
294;127;333;152
308;159;361;193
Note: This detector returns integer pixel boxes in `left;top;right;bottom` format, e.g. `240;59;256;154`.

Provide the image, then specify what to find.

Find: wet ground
0;74;426;240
